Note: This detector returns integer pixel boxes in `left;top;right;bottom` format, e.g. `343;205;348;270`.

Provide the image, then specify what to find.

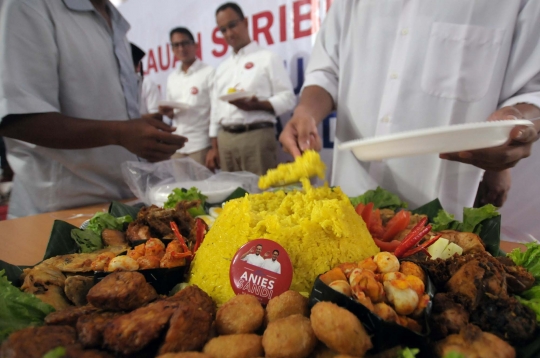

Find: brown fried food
496;256;536;293
310;302;372;357
101;228;127;246
137;255;161;269
103;300;180;355
265;290;309;325
45;305;99;326
439;230;485;253
21;264;71;311
159;304;213;354
167;285;216;318
203;334;263;358
430;293;469;339
215;294;264;335
262;314;317;358
437;324;516;358
63;344;115;358
64;275;94;306
126;222;152;243
76;311;123;348
0;326;76;358
87;271;157;311
157;353;212;358
399;261;426;284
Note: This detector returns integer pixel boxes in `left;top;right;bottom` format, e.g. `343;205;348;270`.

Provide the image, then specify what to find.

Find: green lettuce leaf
521;285;540;300
0;270;55;342
508;243;540;281
87;212;132;236
432;204;500;235
516;296;540;323
43;347;66;358
349;187;408;210
443;353;466;358
70;229;102;253
164;187;207;217
398;347;420;358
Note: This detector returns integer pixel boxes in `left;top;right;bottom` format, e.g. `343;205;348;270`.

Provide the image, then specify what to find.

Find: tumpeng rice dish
188;179;380;305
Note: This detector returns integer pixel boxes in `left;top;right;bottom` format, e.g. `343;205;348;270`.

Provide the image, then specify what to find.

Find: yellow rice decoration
258;150;326;190
188;179;379;305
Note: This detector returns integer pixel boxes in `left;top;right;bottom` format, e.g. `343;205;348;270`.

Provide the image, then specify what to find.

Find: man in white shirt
241;244;265;267
160;27;214;167
0;0;187;217
208;2;296;175
280;0;540;216
131;43;161;115
261;249;281;274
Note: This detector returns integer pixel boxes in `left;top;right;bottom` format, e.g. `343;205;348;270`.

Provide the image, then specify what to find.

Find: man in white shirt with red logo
280;0;540;216
241;244;265;267
160;27;214;167
261;249;281;274
208;2;296;175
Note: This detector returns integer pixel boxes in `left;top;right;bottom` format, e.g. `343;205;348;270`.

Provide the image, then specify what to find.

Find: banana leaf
108;201;141;218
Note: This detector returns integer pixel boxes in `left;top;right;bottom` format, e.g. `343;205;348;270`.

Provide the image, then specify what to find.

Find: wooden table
0;203;528;266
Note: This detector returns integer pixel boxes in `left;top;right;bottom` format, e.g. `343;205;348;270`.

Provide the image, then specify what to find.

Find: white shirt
0;0;140;217
210;42;296;137
139;76;161;115
262;258;281;274
167;59;214;154
241;253;265;267
304;0;540;217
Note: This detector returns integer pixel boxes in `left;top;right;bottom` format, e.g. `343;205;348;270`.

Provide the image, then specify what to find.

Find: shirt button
381;116;390;123
401;28;409;35
390;73;398;79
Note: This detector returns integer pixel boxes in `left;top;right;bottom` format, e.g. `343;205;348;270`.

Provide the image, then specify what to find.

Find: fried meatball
0;326;76;358
215;294;264;335
158;304;213;354
157;352;213;358
310;302;372;357
103;300;180;355
76;311;123;348
87;271;157;311
168;285;216;318
203;334;263;358
265;290;309;324
262;314;317;358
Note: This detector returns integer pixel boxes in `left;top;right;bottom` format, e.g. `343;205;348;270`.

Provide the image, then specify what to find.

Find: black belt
222;122;274;134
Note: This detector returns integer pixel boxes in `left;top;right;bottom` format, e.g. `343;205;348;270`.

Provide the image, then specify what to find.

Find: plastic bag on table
121;158;260;206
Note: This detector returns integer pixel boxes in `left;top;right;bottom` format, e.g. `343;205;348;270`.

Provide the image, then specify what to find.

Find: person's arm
207;70;221;170
0;113;187;162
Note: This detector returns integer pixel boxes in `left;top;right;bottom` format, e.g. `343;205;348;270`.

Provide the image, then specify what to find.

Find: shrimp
160;251;189;268
91;252;116;271
329;280;352;297
127;244;145;260
106;256;139;272
383;279;419;316
350;268;385;303
145;238;165;258
137;255;161;270
373;252;400;273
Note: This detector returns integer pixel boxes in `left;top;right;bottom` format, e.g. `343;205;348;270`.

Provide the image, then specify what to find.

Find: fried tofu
167;285;216;318
45;305;99;327
76;311;123;348
0;326;76;358
87;271;157;311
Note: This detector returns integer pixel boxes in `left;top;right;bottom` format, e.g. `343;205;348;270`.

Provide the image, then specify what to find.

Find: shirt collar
178;58;202;75
62;0;130;34
233;41;258;58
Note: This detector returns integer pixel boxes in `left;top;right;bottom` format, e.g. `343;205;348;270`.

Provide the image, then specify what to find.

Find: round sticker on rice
230;239;292;304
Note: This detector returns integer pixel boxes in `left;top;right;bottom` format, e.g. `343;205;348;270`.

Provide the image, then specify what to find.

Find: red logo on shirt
191;86;199;95
244;62;254;69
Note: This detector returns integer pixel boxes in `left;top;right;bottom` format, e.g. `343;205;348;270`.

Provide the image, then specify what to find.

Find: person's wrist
108;121;124;147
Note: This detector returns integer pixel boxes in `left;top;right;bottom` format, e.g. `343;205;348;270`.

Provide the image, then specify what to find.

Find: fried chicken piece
101;228;127;246
45;305;99;326
159;304;213;354
263;314;317;358
0;326;76;358
430;293;470;339
103;300;180;355
439;230;486;253
167;285;216;318
470;295;537;343
265;290;309;325
496;256;536;293
215;294;264;335
64;275;94;306
87;271;157;311
20;264;71;310
436;324;516;358
76;311;123;348
126;222;152;243
203;334;263;358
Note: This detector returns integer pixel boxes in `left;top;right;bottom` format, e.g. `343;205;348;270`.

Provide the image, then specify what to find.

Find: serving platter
338;120;534;161
158;100;190;110
218;90;256;102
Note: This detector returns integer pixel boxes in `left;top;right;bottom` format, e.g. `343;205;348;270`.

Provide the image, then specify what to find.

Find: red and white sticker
230;239;293;305
190;86;199;95
244;61;254;69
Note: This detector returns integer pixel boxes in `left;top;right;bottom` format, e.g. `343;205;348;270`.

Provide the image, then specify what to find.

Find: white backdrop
118;0;539;243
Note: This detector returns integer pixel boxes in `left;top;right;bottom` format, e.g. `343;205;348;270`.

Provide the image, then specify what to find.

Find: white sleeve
143;78;161;114
301;0;343;106
209;68;220;138
266;53;296;116
498;0;540;110
0;0;60;122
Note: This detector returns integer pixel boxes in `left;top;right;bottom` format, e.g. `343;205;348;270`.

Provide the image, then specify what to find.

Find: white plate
219;91;256;102
338;120;534;161
158;100;190;110
149;180;242;206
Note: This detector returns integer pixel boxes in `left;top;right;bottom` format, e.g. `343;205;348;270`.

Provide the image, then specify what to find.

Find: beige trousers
217;127;277;175
172;147;211;167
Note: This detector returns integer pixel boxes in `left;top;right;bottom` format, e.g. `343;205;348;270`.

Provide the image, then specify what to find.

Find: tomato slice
355;203;365;216
373;238;401;252
360;202;374;229
381;210;411;242
370;208;385;238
